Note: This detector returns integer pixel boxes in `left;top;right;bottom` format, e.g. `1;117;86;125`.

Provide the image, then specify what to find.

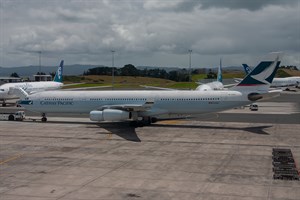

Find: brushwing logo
238;56;280;86
250;56;279;84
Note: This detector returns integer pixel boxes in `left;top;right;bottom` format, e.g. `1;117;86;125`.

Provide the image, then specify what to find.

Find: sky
0;0;299;68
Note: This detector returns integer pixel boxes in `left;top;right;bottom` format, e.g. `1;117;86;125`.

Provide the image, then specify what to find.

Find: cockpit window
0;89;5;91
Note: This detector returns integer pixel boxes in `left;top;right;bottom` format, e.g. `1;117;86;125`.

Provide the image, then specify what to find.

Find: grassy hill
63;75;198;89
63;68;299;90
279;69;300;77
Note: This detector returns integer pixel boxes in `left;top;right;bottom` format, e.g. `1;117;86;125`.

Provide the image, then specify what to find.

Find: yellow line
107;132;112;139
157;120;184;125
0;154;22;165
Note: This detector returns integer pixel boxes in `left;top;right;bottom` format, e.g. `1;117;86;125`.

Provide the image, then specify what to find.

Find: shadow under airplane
20;119;272;142
151;123;272;135
94;122;272;142
96;122;141;142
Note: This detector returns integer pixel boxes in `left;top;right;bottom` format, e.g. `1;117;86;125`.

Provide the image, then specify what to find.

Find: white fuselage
20;90;250;117
0;82;63;100
271;77;300;87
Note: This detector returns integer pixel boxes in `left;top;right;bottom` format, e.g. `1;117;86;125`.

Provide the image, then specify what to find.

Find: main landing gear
129;117;157;127
41;113;47;122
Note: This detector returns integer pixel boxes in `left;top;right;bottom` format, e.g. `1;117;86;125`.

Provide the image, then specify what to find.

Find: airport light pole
38;51;42;81
111;50;115;88
188;49;192;82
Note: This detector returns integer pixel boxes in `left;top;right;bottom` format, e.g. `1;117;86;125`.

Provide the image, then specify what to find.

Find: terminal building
0;75;53;85
33;75;52;81
0;77;22;85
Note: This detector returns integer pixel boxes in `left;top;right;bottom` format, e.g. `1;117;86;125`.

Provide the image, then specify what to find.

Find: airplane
0;60;64;106
195;58;227;91
16;53;282;125
141;58;234;91
242;63;300;90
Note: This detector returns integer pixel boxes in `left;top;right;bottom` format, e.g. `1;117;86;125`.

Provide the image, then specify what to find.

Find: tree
120;64;139;76
10;72;19;78
49;72;56;79
206;69;217;79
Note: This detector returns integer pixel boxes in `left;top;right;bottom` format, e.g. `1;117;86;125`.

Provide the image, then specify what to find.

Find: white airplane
0;60;64;106
242;63;300;90
195;58;227;91
16;54;282;124
141;58;233;91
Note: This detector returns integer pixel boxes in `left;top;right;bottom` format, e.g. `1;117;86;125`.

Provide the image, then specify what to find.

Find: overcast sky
0;0;299;68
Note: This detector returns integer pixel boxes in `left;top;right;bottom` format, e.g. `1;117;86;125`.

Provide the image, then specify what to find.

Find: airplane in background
142;58;235;91
16;53;282;125
0;60;64;106
242;63;300;90
195;58;236;91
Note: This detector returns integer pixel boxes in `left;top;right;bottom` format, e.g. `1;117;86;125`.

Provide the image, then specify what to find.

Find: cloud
198;0;296;11
0;0;299;68
143;0;296;12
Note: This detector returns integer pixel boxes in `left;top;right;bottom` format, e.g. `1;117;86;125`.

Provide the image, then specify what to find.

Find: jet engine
248;90;281;101
89;109;131;122
247;93;263;101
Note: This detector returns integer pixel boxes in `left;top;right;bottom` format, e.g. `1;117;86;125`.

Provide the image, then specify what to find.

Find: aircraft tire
41;117;47;122
8;115;14;121
151;117;158;123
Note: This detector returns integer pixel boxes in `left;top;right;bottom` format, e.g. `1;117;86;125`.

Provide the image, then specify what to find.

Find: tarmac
0;91;300;200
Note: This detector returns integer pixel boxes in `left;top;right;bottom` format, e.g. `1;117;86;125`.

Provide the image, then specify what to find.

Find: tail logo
57;67;62;80
53;60;64;83
238;55;281;86
250;56;279;85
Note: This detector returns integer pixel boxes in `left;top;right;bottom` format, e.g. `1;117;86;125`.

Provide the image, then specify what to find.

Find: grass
280;69;300;76
62;68;299;90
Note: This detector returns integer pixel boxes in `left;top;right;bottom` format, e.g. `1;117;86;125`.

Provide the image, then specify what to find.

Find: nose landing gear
41;113;47;122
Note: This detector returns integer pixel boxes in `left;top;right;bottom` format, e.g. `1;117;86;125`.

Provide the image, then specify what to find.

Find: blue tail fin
217;58;223;83
53;60;64;83
242;64;252;75
233;53;282;91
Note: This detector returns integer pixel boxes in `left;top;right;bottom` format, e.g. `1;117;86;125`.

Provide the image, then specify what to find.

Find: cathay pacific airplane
242;63;300;90
0;60;64;106
16;54;282;125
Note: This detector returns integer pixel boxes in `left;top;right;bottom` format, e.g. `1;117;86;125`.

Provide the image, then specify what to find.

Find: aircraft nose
0;90;6;98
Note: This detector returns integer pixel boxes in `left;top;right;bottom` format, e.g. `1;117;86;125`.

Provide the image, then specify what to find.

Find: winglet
53;60;64;83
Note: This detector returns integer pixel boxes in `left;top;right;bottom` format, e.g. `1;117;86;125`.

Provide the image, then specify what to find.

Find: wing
139;85;177;91
100;99;154;112
62;84;112;91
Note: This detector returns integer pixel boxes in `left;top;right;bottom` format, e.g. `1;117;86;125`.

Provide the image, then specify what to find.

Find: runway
0;92;300;199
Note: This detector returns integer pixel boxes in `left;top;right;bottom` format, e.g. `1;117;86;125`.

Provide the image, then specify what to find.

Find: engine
247;93;263;101
90;109;131;122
